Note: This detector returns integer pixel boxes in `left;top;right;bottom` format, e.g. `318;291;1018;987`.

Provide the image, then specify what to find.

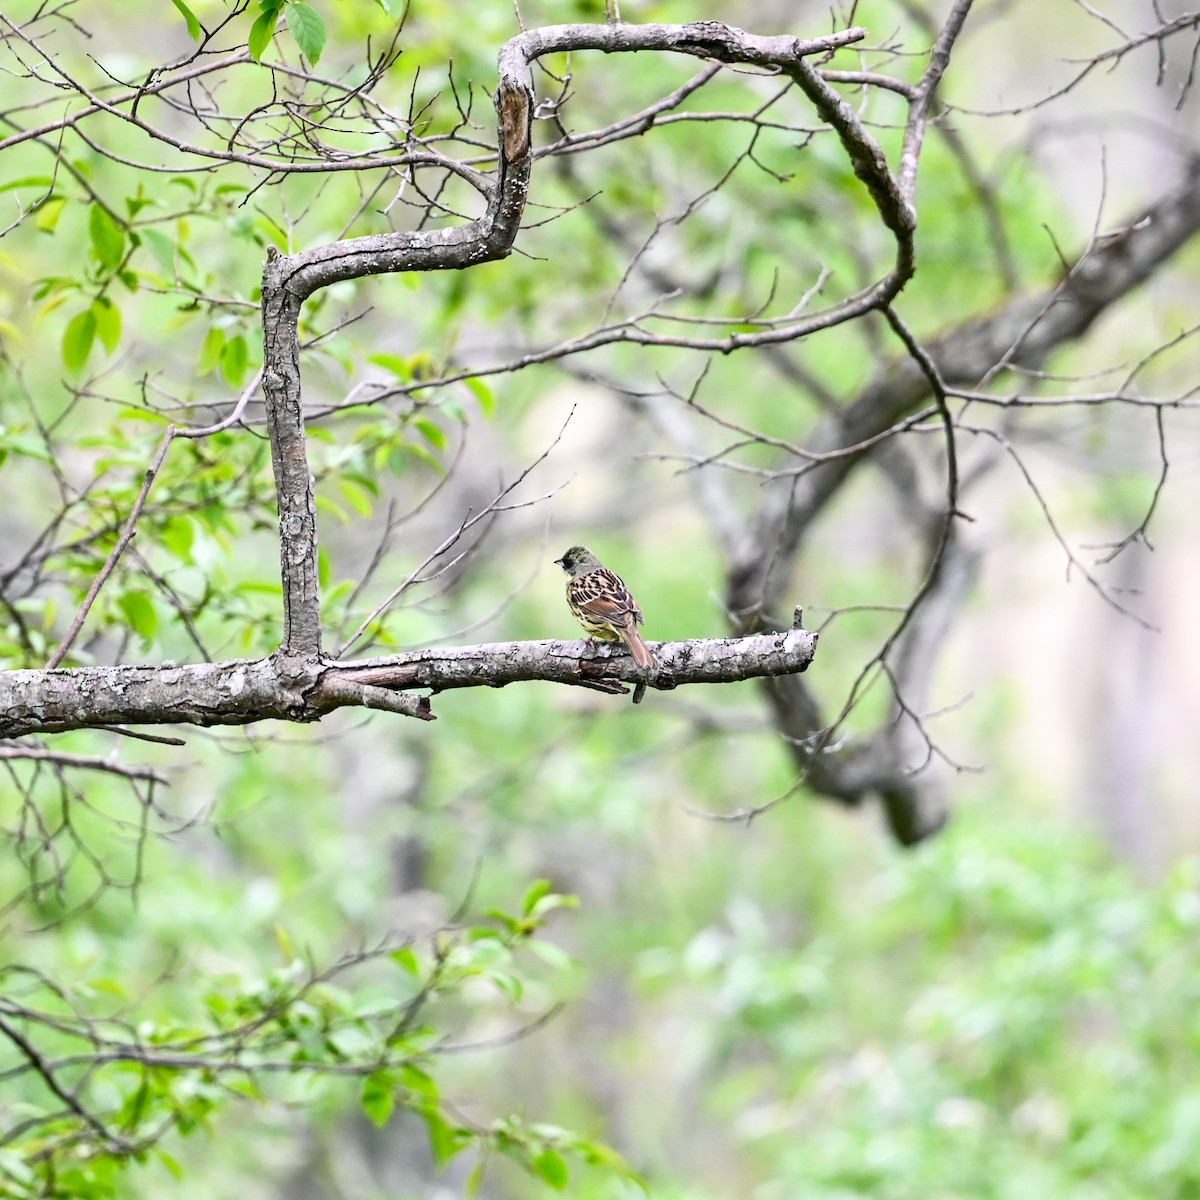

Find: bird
554;545;656;670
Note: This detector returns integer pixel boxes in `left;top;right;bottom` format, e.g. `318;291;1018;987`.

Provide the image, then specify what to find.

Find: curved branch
729;154;1200;626
723;152;1200;845
259;19;871;658
259;74;533;654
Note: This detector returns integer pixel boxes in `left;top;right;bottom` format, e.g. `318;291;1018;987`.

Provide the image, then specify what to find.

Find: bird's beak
553;556;564;567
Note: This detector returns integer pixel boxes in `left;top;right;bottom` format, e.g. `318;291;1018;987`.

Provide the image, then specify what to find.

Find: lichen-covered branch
334;625;816;694
0;628;817;739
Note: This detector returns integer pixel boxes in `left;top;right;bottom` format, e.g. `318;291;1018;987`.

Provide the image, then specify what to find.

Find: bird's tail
620;625;656;670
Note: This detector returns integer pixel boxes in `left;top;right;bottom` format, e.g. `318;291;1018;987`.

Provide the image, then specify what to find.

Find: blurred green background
2;0;1198;1196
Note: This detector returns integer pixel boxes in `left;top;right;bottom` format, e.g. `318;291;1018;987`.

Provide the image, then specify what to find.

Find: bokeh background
2;0;1199;1196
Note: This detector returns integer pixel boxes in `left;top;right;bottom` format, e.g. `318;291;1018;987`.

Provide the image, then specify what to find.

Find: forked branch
262;19;868;657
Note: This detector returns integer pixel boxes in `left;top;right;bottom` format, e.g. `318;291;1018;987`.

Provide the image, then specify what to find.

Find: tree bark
0;628;816;738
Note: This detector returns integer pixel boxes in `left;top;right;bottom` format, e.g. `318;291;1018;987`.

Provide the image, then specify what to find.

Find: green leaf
159;516;194;561
0;175;53;194
274;924;295;962
407;443;444;476
463;375;495;417
529;891;579;921
361;1072;395;1127
32;276;70;303
532;1148;569;1191
91;296;121;354
528;939;574;972
117;406;167;425
285;2;326;66
254;212;290;248
522;879;553;917
397;1063;438;1098
415;419;447;452
170;0;203;40
61;309;96;372
367;352;410;379
219;333;249;386
390;946;420;976
328;1025;374;1059
465;1162;484;1198
314;494;348;524
322;579;354;609
198;326;225;376
125;194;154;219
88;205;126;272
407;350;435;380
248;4;282;61
337;477;374;518
118;590;158;641
141;227;177;275
484;969;524;1003
36;194;67;233
423;1108;468;1167
156;1150;185;1181
0;430;53;464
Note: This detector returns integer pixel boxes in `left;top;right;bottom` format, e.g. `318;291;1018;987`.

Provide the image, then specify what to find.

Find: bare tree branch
729;154;1200;627
0;627;816;739
258;19;865;660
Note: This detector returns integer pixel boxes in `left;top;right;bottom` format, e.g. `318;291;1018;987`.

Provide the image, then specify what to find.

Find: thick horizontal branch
0;629;817;739
331;626;817;694
500;21;864;70
0;655;345;739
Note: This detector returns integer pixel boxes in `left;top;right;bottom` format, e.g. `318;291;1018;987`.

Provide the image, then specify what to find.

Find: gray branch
9;22;855;751
257;18;866;660
0;629;817;740
731;154;1200;625
725;156;1200;842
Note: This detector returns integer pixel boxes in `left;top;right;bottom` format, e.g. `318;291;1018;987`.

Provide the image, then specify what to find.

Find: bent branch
262;19;868;656
731;154;1200;625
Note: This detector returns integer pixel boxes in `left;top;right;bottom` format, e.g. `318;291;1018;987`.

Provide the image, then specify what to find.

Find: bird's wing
571;569;641;628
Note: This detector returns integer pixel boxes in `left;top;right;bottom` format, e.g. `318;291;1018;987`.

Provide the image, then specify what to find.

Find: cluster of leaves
1;203;475;669
169;0;393;67
625;809;1200;1199
0;878;641;1199
2;0;545;671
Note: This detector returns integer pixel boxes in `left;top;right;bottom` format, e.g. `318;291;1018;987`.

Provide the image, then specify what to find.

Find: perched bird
554;545;656;670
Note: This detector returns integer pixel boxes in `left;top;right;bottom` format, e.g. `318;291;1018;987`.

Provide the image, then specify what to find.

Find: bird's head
554;545;600;577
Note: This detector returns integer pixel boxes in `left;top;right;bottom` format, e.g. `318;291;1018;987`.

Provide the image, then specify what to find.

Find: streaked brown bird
554;545;656;670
